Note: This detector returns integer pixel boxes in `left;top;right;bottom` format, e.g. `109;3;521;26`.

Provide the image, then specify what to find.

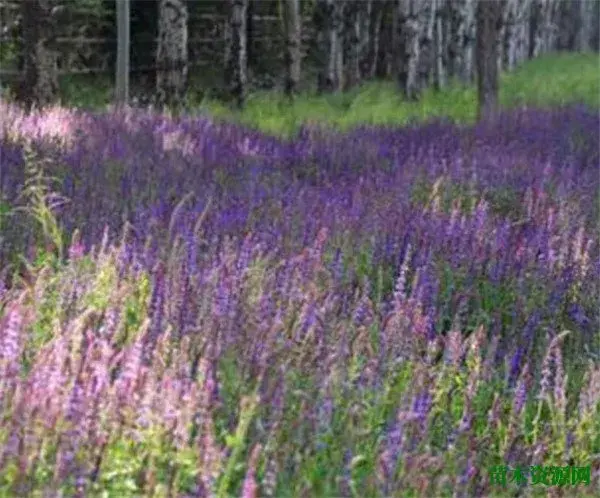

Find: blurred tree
315;0;345;92
577;0;598;52
19;0;60;109
281;0;302;97
362;0;383;79
225;0;248;108
156;0;188;108
476;0;504;120
3;0;598;106
115;0;130;106
394;0;428;101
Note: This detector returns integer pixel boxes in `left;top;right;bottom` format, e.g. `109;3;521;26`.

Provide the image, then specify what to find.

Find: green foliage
12;145;69;262
50;54;600;137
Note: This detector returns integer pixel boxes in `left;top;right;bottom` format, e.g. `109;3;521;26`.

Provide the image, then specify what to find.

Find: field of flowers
0;99;599;497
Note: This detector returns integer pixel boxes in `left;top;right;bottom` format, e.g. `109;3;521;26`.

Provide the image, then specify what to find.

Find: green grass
49;52;600;137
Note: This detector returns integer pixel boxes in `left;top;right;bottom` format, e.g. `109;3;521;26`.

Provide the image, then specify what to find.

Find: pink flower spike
241;443;262;498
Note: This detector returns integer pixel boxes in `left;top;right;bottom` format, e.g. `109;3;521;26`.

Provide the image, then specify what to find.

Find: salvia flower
578;364;600;414
0;303;23;381
394;243;412;303
241;443;262;498
512;362;530;419
444;328;463;367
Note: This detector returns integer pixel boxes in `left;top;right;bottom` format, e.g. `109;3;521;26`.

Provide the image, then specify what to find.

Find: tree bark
396;0;422;101
281;0;302;97
316;0;344;92
365;0;383;78
115;0;130;107
418;0;436;92
343;1;361;90
497;0;509;72
246;0;254;68
20;0;59;110
577;0;596;52
476;0;503;121
333;1;345;91
462;0;477;83
225;0;248;108
448;0;476;84
513;0;531;66
433;0;447;90
156;0;188;109
531;0;558;57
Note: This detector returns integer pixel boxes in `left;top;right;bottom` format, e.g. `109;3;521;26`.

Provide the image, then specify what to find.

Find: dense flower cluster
0;102;598;496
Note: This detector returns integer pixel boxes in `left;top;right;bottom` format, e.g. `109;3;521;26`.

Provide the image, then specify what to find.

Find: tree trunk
343;1;361;90
513;0;531;66
316;0;339;92
225;0;248;108
556;0;577;51
531;0;558;57
396;0;422;101
115;0;130;107
578;0;596;52
433;0;447;90
448;0;477;84
497;0;509;73
156;0;188;109
376;2;394;78
358;0;373;79
20;0;59;110
317;0;345;92
247;0;254;68
462;0;477;83
417;0;436;92
592;1;600;51
503;0;517;71
333;1;345;91
281;0;302;97
476;0;503;121
365;0;383;78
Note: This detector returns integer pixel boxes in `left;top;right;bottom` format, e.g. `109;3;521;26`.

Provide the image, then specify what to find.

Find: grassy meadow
0;53;599;497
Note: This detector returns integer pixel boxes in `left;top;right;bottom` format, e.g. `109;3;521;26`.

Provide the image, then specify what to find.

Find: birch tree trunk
556;0;577;51
503;0;517;71
513;0;531;66
20;0;59;109
333;1;345;91
462;0;477;83
225;0;248;108
531;0;558;57
115;0;130;107
281;0;302;97
497;0;510;72
396;0;422;101
156;0;188;108
578;0;596;52
543;0;559;53
476;0;503;121
316;0;343;92
433;0;447;90
448;0;477;84
343;1;361;90
417;0;436;92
